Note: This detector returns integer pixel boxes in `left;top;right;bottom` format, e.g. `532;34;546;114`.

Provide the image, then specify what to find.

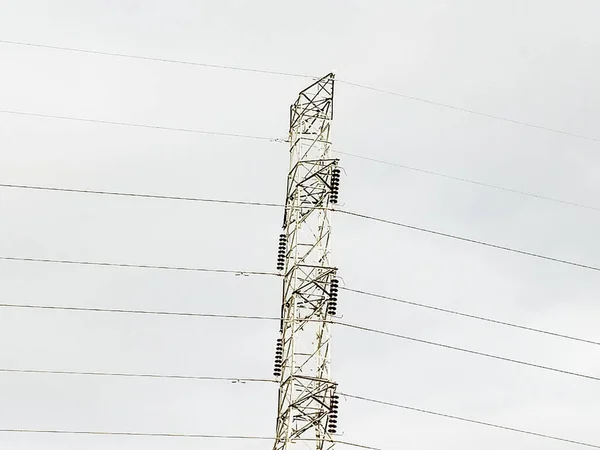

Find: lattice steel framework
272;73;340;450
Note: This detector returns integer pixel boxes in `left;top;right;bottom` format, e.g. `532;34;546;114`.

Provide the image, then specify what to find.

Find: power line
2;113;597;217
0;429;274;440
0;302;279;321
335;150;600;213
0;109;284;142
0;256;280;277
342;393;600;449
4;283;599;350
3;300;598;384
0;428;377;449
341;287;600;347
1;162;597;220
0;368;275;383
337;80;600;143
1;183;597;274
337;209;600;273
0;368;595;449
1;39;598;144
0;183;283;208
337;322;600;383
0;39;314;79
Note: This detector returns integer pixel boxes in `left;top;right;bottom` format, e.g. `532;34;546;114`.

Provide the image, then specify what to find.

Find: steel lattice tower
272;73;340;450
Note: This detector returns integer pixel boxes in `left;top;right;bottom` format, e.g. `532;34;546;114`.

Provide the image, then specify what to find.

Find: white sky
1;1;599;449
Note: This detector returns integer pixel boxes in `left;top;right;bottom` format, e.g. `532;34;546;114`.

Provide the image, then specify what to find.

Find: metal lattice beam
273;73;340;450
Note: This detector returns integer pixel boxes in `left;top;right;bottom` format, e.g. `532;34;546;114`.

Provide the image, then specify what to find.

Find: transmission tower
272;73;341;450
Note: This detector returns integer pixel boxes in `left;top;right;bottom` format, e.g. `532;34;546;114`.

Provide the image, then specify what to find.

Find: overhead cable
0;109;284;142
337;80;600;143
0;184;597;274
2;300;598;383
0;429;274;440
335;150;600;213
3;285;599;348
342;287;600;346
2;117;597;216
0;256;279;277
0;428;376;449
337;322;600;382
1;163;598;217
1;39;598;143
0;368;275;383
343;393;600;449
0;303;279;321
0;183;283;208
337;209;600;273
0;39;313;79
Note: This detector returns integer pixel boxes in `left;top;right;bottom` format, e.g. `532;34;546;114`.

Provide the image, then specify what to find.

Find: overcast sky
1;1;600;449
